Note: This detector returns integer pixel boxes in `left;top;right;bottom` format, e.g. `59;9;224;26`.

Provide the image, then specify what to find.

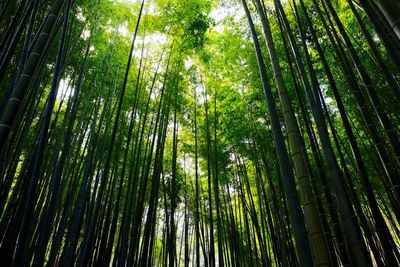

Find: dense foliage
0;0;399;266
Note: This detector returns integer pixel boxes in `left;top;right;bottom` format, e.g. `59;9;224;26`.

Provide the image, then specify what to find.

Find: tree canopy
0;0;399;266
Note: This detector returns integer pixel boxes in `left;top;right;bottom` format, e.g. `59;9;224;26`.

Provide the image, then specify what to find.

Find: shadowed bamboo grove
0;0;399;266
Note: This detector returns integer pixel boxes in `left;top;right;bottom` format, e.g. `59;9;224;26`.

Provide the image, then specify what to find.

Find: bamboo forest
1;0;400;266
